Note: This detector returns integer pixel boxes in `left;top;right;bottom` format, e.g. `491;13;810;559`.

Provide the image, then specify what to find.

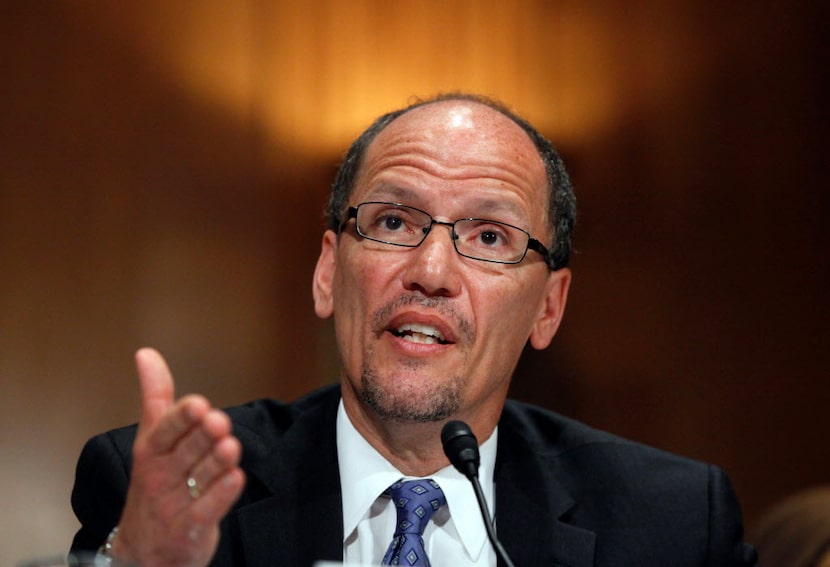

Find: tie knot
386;479;447;535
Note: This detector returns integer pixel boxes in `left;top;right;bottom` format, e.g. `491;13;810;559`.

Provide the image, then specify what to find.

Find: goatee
360;365;463;423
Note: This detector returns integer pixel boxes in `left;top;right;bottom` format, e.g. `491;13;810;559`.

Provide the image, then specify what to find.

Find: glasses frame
339;201;553;269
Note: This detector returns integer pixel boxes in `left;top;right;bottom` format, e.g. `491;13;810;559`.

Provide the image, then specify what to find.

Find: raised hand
110;348;245;567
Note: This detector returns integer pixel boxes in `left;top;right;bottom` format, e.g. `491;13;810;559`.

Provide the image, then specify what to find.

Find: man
71;94;757;565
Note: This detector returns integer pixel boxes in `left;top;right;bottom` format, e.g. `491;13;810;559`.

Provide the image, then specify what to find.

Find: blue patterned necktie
381;478;447;566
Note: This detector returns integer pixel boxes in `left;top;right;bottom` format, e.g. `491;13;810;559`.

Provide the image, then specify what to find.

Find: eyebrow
363;185;529;224
465;198;526;222
362;184;416;203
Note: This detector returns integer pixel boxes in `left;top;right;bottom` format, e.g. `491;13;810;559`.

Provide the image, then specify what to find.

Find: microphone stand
441;420;516;567
469;470;516;567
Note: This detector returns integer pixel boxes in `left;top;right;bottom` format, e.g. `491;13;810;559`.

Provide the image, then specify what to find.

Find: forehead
356;101;548;218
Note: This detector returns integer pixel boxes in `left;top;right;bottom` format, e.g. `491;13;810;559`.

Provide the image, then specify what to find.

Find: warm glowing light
79;1;650;159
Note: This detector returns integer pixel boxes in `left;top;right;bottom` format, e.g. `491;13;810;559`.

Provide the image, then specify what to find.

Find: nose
401;223;462;297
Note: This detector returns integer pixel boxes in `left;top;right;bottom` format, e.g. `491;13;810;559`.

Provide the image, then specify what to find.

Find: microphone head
441;420;481;480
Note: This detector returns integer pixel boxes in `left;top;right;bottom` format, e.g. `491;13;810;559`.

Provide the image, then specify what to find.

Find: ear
312;230;338;319
528;268;571;350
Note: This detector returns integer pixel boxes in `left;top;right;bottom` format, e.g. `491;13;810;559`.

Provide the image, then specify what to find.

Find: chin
360;368;464;423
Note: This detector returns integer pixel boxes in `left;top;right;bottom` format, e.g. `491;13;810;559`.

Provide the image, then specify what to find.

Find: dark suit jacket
71;384;757;566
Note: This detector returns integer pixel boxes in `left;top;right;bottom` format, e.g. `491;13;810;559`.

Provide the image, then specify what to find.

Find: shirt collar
337;400;498;561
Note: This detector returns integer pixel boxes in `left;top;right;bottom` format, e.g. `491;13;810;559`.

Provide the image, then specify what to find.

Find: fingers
144;395;211;455
136;347;176;430
179;468;246;545
186;438;245;523
133;348;238;482
135;347;211;457
185;430;241;493
174;409;229;465
114;348;246;566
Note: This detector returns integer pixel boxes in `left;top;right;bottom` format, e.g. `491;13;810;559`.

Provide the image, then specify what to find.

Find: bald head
327;94;576;270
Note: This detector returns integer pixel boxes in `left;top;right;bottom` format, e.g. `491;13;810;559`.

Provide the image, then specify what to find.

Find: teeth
395;323;445;344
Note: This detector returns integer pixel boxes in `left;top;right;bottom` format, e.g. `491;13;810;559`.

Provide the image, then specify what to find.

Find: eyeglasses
339;201;552;268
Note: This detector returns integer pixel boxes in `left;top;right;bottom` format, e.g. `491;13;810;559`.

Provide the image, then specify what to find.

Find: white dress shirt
337;401;498;566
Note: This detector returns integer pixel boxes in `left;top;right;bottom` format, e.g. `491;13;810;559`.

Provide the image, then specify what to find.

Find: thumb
135;347;175;431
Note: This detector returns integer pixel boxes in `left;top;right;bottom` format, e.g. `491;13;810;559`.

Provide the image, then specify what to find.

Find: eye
478;229;504;246
455;219;527;261
468;223;510;248
360;204;426;242
379;214;404;232
371;209;415;234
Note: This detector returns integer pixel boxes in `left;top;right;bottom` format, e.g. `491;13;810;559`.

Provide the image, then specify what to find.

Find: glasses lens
356;203;430;246
454;219;529;263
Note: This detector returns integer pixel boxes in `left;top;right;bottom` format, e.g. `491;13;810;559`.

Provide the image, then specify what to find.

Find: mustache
371;293;474;343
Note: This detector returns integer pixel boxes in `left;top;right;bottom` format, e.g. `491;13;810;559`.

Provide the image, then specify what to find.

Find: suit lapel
232;387;344;566
220;388;597;566
236;478;343;565
495;405;596;567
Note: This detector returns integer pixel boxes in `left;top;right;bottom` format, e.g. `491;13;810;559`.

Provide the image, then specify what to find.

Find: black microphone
441;421;516;567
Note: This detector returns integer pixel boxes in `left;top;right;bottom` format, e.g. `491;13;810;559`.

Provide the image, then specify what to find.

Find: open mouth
389;323;451;345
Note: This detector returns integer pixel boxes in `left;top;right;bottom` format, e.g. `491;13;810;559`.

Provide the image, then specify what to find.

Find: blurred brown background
1;1;827;563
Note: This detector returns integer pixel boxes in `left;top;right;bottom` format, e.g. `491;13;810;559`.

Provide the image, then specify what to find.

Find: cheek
332;253;390;339
479;280;544;341
332;265;367;373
